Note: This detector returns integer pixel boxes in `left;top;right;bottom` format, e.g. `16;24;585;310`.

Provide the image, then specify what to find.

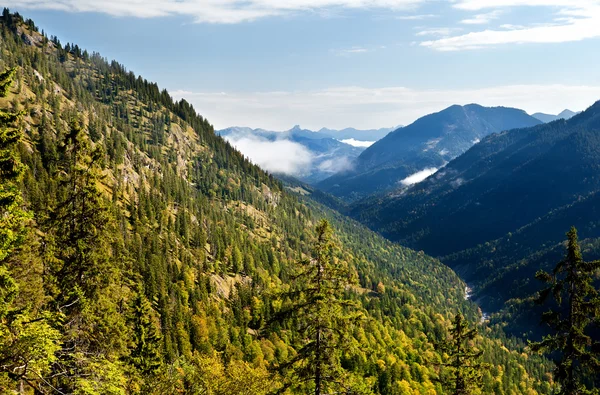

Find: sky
4;0;600;130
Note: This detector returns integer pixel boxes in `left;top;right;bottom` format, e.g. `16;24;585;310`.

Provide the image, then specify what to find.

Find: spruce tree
530;227;600;394
436;313;486;395
48;120;114;308
272;219;365;395
129;286;163;376
45;120;128;392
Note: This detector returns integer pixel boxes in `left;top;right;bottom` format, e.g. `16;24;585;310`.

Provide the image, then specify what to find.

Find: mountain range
318;104;542;201
218;125;394;183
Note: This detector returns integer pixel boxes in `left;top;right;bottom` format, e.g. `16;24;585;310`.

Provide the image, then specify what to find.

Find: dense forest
0;10;563;394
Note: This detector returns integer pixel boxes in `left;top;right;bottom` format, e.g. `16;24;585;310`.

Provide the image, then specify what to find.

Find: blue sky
5;1;600;130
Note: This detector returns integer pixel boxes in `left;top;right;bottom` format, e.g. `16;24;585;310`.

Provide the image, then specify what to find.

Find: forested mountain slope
0;11;551;394
319;104;541;202
349;101;600;317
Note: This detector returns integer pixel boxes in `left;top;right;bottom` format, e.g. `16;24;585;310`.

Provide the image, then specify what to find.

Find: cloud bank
223;134;312;176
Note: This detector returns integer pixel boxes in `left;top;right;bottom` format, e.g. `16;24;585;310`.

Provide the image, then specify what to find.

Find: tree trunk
315;325;322;395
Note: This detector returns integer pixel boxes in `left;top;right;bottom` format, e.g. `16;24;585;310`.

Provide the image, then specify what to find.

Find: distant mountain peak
557;109;577;118
532;109;581;123
318;104;541;201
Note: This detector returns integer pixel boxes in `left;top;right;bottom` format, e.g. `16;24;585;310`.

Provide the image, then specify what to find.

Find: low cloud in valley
223;133;312;176
400;167;439;186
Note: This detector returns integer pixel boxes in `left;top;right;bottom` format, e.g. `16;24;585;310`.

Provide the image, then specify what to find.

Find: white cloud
3;0;427;24
340;138;375;147
400;167;439;186
318;156;354;173
416;27;463;37
223;134;313;175
423;1;600;50
461;10;503;25
171;84;600;131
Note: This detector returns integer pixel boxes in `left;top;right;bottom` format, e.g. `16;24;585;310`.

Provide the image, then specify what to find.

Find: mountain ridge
318;103;542;201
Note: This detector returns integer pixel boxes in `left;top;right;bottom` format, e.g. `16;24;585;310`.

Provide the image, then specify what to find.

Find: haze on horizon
5;0;600;130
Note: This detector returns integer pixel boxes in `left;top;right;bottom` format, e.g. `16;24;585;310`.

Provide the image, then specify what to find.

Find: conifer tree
437;313;486;395
129;286;163;376
530;227;600;394
45;120;128;392
48;119;114;308
272;219;365;395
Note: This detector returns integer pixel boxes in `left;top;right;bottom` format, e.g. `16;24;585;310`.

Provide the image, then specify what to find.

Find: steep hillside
350;101;600;315
0;11;552;394
319;104;541;201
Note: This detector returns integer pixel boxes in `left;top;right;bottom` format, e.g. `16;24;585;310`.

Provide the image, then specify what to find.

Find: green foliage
436;313;487;395
0;67;26;262
530;227;600;394
128;286;163;375
272;219;367;394
48;120;114;302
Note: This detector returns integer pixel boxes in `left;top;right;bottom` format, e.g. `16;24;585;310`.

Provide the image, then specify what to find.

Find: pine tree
272;219;365;395
436;313;486;395
530;227;600;394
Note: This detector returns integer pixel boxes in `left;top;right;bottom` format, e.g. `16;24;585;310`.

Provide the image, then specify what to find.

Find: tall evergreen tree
129;286;163;376
48;120;115;306
272;219;366;395
530;227;600;394
45;120;129;392
436;313;486;395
